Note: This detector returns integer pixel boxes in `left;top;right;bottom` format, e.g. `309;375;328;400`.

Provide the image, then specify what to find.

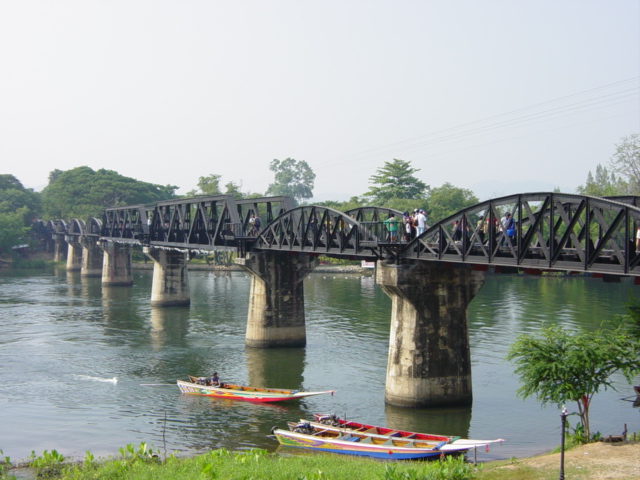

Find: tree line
1;134;639;256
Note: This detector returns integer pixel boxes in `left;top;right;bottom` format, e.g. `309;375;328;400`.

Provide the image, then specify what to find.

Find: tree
507;323;640;440
0;209;29;254
609;133;640;194
194;174;222;196
266;158;316;205
425;183;478;223
40;167;178;219
365;159;428;205
576;164;624;197
0;174;41;225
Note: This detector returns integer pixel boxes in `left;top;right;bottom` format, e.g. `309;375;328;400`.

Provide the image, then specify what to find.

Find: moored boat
176;376;334;403
311;413;504;449
634;385;640;397
271;422;473;460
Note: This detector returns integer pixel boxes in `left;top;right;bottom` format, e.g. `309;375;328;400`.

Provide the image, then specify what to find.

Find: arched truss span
85;217;102;235
403;192;640;275
344;206;404;222
68;219;85;236
255;206;381;258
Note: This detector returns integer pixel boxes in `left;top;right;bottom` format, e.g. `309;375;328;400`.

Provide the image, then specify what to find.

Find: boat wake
74;374;118;384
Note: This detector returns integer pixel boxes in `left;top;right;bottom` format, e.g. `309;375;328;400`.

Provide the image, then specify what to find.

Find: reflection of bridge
41;193;640;408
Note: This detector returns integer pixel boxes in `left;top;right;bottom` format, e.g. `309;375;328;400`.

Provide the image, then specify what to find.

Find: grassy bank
3;447;477;480
3;441;639;480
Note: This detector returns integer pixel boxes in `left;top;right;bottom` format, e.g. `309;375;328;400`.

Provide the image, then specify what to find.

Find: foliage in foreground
14;445;478;480
507;320;640;441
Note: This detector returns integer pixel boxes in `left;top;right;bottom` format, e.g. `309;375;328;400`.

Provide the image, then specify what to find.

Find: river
0;266;638;463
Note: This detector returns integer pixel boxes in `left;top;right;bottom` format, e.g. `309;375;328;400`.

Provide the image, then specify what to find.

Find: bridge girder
403;192;640;276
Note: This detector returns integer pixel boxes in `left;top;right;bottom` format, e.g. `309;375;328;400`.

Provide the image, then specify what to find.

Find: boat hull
273;429;445;460
177;380;333;403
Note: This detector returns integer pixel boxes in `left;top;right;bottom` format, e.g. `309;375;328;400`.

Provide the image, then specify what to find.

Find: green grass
13;446;479;480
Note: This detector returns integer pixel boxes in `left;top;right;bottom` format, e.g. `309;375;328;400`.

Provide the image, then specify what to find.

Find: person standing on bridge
402;211;412;242
383;213;400;243
501;212;515;246
416;209;427;236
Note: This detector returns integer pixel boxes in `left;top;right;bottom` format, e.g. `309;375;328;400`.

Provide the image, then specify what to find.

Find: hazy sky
1;1;639;202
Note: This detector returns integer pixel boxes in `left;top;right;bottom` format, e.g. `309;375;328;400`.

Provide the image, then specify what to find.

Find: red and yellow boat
176;376;334;403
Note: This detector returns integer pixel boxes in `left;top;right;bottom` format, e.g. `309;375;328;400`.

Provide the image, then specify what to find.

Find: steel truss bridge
42;193;640;277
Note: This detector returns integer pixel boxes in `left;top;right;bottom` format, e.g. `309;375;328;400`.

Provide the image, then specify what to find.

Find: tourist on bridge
402;211;412;242
501;212;515;246
384;213;400;243
416;209;427;236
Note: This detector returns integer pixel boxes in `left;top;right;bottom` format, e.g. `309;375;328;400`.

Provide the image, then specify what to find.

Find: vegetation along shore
2;440;639;480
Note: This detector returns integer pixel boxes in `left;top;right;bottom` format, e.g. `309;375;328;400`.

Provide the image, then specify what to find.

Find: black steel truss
402;193;640;275
255;206;382;259
40;193;640;276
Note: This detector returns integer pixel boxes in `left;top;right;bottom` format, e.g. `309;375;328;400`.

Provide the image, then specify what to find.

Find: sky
1;1;639;203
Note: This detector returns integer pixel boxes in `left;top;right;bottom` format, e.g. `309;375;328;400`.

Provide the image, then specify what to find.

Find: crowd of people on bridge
383;209;428;243
383;208;519;247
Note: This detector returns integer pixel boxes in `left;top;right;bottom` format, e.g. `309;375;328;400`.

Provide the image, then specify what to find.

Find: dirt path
496;441;640;479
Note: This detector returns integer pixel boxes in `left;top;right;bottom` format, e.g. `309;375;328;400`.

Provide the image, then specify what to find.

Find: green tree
266;158;316;205
609;133;640;194
425;183;478;223
40;167;178;219
192;174;223;196
507;323;640;440
0;174;41;224
0;209;29;254
576;164;624;197
365;159;428;205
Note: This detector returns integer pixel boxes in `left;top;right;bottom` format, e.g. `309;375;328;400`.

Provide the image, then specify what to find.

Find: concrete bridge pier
143;247;191;307
53;234;67;262
236;251;319;348
65;237;83;272
79;236;104;277
376;261;485;408
100;241;134;286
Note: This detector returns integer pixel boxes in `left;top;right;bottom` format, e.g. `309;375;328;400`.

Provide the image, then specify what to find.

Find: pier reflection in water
0;268;638;462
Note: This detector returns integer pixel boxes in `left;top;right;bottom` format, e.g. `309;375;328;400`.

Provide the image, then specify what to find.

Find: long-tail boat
176;376;334;403
311;413;504;449
271;422;474;460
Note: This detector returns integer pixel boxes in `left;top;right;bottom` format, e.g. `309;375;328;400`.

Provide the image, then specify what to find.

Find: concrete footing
144;247;191;307
376;261;485;407
236;251;318;348
101;241;133;286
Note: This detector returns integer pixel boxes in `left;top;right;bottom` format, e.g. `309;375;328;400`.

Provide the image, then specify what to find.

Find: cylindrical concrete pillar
53;235;67;262
65;239;83;272
80;237;104;277
144;247;191;307
101;241;134;286
376;261;485;407
236;251;318;348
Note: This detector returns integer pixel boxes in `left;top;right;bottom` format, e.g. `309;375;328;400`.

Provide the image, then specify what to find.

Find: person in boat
210;372;220;386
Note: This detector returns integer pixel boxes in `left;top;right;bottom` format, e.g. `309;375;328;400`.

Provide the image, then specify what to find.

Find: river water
0;267;638;463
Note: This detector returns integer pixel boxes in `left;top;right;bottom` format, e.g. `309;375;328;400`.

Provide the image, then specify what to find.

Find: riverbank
4;441;639;480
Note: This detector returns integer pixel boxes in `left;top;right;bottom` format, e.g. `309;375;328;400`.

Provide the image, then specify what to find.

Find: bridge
40;193;640;408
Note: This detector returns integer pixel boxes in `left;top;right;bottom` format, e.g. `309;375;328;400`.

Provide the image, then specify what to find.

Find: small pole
559;406;568;480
